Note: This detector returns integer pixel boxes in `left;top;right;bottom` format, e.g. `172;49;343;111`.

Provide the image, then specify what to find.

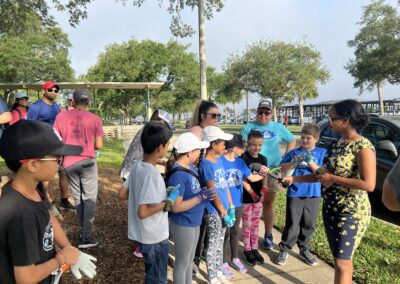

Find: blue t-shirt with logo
281;147;326;197
241;121;295;167
27;99;60;126
199;158;230;214
220;156;251;208
168;164;205;227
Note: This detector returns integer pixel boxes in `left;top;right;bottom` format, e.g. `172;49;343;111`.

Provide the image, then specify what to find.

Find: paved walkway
167;223;335;284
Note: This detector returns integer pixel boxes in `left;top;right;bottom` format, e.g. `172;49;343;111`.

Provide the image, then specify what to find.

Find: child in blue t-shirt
199;126;234;284
276;124;326;266
165;132;215;284
220;134;267;278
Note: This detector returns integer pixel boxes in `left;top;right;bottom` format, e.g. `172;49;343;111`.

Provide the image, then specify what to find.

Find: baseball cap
0;120;83;161
67;93;73;100
257;100;272;109
42;81;60;90
158;109;172;125
174;132;210;154
201;126;233;142
15;93;28;99
73;88;91;102
225;133;244;149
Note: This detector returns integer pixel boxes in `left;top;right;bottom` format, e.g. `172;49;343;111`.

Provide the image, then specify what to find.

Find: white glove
70;251;97;279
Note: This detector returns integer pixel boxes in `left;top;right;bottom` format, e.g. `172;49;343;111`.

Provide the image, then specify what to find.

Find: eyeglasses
19;156;64;166
205;113;222;119
47;88;59;93
328;116;343;124
257;110;271;116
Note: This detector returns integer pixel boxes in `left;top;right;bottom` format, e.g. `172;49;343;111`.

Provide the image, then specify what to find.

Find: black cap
257;100;272;109
0;120;83;160
225;133;244;149
73;88;91;103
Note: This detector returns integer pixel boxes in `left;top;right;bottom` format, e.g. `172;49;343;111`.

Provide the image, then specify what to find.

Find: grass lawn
274;191;400;284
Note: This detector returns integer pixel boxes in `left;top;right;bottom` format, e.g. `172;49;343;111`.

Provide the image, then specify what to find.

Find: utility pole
198;0;208;100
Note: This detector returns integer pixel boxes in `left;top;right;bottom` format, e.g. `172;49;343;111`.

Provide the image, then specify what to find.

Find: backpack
164;166;199;186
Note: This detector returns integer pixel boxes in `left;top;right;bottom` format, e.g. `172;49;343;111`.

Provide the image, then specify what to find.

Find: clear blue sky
53;0;399;110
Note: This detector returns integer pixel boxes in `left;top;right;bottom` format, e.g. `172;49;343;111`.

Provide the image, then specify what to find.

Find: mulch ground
56;167;145;283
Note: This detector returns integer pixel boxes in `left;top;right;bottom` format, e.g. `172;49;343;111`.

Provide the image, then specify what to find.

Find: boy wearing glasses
241;100;296;251
54;89;104;249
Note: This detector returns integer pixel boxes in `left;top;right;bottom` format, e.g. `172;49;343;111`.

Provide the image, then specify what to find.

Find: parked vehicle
317;116;400;198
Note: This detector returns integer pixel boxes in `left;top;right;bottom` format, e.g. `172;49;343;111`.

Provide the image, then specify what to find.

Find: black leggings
223;206;244;262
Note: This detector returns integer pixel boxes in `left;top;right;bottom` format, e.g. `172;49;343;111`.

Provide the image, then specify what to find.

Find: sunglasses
257;110;271;116
328;116;344;124
205;113;222;119
19;156;64;166
17;97;29;101
47;88;59;93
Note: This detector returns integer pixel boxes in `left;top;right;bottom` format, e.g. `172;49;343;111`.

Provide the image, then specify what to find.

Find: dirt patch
58;167;145;283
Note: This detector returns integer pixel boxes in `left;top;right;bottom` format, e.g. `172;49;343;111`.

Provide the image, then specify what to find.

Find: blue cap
67;93;73;100
16;93;28;99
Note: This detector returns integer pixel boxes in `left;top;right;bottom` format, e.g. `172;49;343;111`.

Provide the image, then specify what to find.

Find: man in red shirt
54;89;104;248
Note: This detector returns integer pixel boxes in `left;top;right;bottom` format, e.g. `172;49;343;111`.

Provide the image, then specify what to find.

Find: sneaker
244;250;256;266
276;250;289;265
263;233;274;250
299;248;318;266
252;249;264;265
133;247;143;258
222;263;234;280
78;238;98;249
59;199;76;211
230;258;247;273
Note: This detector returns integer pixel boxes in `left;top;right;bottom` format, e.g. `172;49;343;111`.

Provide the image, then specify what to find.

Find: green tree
0;27;74;83
290;42;330;126
225;40;296;120
346;0;400;115
86;39;201;123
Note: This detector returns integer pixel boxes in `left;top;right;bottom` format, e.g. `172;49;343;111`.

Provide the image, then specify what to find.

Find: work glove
164;184;181;212
52;264;69;284
269;167;281;178
249;191;260;202
304;152;313;163
228;205;236;222
70;251;97;280
196;188;216;203
249;163;269;177
220;213;235;228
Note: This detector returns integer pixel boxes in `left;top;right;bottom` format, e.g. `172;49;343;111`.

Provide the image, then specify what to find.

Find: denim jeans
139;239;169;284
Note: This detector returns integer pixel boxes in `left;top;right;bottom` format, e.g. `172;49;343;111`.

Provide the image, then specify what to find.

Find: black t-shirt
0;183;55;284
241;151;268;204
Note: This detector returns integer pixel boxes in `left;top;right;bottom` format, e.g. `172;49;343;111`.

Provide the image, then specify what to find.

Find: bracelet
54;256;63;270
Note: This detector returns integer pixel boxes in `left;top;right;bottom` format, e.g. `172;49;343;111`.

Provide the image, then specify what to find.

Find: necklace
11;182;40;202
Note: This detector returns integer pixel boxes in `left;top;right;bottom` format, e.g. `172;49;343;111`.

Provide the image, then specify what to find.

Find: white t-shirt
125;161;168;244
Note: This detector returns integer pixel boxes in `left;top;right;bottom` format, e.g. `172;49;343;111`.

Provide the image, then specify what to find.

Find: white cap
201;126;233;142
158;109;172;124
174;132;210;153
16;93;28;99
67;93;73;100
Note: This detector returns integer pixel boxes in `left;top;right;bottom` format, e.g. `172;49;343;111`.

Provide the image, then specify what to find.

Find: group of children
119;119;326;284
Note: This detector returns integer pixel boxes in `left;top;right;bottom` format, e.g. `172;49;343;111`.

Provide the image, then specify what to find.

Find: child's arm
118;185;128;200
206;180;227;215
138;202;166;219
246;173;263;183
14;216;79;284
172;196;200;213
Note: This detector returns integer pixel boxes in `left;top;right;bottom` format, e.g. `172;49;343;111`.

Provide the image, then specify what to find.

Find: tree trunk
298;95;304;127
224;104;228;124
198;0;208;100
377;80;384;115
272;99;278;122
233;103;237;124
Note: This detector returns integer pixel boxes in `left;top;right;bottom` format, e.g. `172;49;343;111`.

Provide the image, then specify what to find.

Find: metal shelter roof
0;82;164;91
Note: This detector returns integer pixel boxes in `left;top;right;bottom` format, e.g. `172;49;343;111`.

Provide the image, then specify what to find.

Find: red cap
42;81;60;90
